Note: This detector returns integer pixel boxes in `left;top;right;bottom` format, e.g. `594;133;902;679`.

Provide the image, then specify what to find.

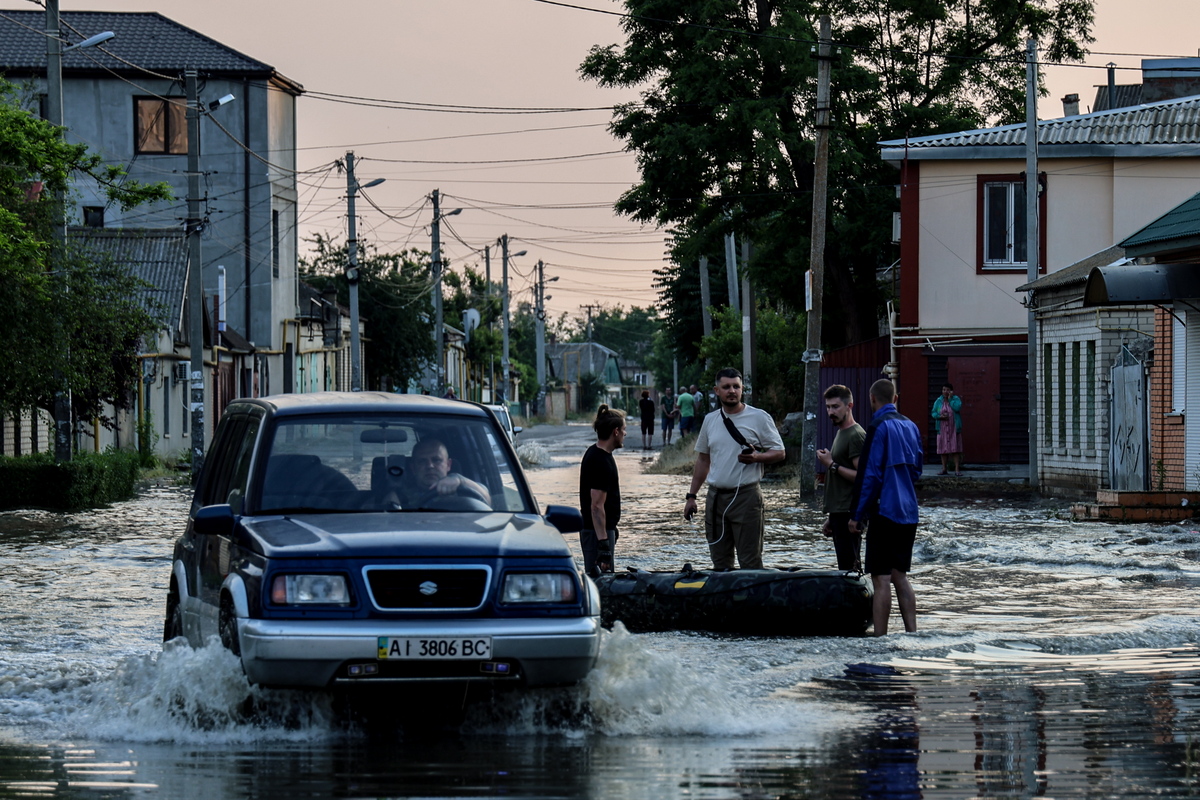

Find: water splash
516;440;551;468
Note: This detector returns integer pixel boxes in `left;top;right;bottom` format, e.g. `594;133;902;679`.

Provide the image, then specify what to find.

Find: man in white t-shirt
683;368;786;569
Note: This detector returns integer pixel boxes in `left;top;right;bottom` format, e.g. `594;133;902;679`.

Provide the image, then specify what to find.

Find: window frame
133;96;188;155
976;173;1047;274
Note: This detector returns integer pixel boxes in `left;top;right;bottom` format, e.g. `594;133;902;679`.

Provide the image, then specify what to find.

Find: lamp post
44;0;114;462
344;151;384;391
499;235;526;405
430;189;461;396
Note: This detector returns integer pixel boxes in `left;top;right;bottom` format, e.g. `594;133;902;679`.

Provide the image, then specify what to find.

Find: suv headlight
271;574;351;605
501;573;577;604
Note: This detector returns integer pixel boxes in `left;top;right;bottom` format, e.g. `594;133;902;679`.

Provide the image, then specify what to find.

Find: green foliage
582;0;1095;361
0;449;141;510
699;306;807;416
137;412;160;469
0;77;172;432
578;372;607;412
301;234;436;389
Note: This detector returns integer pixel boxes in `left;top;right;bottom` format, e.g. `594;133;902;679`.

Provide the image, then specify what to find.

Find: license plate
377;636;492;660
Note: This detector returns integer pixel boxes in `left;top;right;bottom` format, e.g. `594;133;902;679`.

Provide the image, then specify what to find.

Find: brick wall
1150;307;1188;490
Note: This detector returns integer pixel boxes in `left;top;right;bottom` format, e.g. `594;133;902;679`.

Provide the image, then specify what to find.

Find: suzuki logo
419;581;439;596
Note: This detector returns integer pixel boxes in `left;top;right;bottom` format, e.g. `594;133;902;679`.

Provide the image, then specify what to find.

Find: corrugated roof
0;10;300;90
1120;191;1200;248
1017;245;1128;293
880;94;1200;158
1091;84;1143;112
69;227;187;330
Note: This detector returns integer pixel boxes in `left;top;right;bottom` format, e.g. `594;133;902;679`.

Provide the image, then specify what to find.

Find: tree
581;0;1094;355
0;77;171;431
300;234;435;390
699;305;807;415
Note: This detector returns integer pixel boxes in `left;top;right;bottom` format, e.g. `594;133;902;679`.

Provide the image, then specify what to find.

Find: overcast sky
3;0;1195;321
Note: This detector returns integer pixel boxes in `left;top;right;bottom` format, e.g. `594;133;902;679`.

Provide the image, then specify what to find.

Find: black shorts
641;419;654;435
864;515;917;576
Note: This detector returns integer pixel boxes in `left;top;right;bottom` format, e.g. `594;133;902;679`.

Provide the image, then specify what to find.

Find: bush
0;448;142;510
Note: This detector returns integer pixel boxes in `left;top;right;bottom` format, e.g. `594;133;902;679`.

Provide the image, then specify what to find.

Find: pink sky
3;0;1194;321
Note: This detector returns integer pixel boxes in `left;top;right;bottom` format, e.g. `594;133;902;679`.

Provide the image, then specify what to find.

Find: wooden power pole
799;15;832;502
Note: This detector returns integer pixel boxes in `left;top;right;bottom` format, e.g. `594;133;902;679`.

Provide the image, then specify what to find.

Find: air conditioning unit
172;362;189;384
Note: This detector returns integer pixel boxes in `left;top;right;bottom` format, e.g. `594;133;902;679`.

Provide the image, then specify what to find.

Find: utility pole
345;151;363;391
431;189;444;395
580;304;602;341
430;190;460;396
699;255;713;372
535;260;552;411
1026;39;1041;488
185;69;206;479
724;232;739;311
45;0;71;462
484;245;493;400
799;14;832;502
741;239;754;393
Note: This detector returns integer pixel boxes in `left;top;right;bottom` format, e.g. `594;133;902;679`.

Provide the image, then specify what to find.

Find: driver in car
402;438;491;508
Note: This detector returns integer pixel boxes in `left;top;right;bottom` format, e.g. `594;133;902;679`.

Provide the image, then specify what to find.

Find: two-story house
0;10;303;459
878;60;1200;473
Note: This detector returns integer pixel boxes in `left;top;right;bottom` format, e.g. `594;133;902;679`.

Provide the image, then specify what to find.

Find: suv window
253;412;532;514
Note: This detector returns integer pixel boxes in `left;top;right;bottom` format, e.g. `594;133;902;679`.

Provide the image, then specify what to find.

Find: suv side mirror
544;504;583;534
193;504;235;536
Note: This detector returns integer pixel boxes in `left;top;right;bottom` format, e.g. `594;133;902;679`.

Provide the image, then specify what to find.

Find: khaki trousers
704;483;764;570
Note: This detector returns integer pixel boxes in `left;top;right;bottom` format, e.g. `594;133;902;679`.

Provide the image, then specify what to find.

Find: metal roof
1091;84;1143;112
1018;245;1129;293
880;94;1200;160
69;227;187;331
0;10;301;92
1120;191;1200;253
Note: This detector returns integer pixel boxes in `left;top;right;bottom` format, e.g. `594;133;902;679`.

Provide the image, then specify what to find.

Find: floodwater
2;426;1200;798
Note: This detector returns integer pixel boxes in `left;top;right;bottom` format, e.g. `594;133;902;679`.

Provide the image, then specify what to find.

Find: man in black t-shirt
579;405;626;577
638;390;655;449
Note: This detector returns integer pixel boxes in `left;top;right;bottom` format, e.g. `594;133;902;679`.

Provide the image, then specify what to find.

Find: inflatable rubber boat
595;566;873;637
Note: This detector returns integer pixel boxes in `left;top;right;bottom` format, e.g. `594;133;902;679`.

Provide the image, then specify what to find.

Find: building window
1071;342;1081;447
1043;342;1053;448
976;174;1047;273
134;97;188;155
1086;340;1095;450
82;206;104;228
1172;312;1186;414
1057;342;1067;446
272;210;281;278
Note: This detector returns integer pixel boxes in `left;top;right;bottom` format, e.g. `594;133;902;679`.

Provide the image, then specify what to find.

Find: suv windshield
255;413;531;514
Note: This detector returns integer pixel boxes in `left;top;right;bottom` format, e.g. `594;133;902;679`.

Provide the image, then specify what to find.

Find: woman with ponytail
577;404;626;577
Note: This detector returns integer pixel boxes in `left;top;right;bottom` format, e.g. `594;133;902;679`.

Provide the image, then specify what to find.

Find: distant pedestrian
683;368;786;570
677;385;696;435
931;383;963;476
579;404;626;577
442;386;458;400
638;390;656;449
815;385;866;571
691;384;706;416
661;386;677;446
849;379;923;636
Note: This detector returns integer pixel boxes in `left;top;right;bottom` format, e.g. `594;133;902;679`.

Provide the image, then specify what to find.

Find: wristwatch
685;493;697;500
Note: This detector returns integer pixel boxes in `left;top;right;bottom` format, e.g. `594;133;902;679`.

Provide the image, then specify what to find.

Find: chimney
1061;93;1080;116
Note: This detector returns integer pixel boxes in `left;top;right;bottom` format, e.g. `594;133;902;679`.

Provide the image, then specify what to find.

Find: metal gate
1109;346;1148;491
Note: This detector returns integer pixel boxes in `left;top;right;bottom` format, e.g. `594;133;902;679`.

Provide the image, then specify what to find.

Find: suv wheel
163;584;183;642
219;595;242;656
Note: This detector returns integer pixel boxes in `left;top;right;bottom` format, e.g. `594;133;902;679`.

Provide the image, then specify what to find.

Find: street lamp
344;151;384;391
430;189;461;396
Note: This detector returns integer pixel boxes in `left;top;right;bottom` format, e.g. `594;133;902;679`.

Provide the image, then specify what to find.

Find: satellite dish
462;308;481;342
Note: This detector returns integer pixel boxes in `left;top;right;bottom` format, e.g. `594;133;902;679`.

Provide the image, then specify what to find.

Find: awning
1083;262;1200;306
218;326;255;352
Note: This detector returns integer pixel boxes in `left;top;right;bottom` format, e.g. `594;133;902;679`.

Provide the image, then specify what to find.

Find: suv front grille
365;568;489;610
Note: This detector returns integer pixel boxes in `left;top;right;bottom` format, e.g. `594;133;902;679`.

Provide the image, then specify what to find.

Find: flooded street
2;425;1200;797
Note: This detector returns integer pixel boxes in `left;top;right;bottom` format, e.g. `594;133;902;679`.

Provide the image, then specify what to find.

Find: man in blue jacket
848;379;923;636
